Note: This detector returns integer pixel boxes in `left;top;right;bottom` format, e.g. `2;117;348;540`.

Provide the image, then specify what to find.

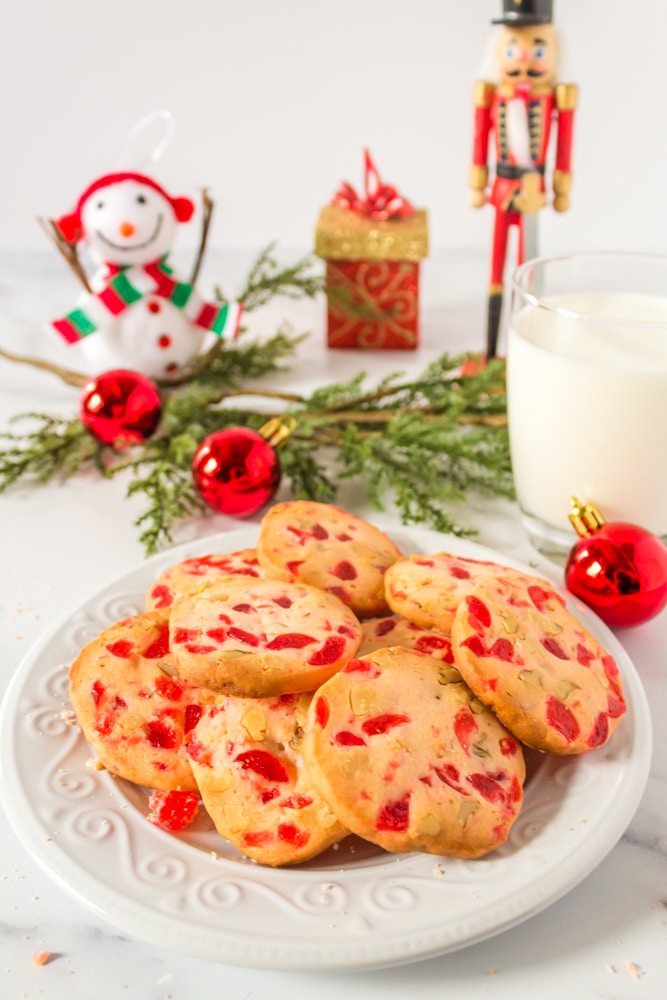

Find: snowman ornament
50;172;241;378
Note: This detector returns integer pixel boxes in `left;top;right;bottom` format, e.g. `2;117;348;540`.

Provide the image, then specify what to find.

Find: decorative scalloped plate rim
0;526;652;971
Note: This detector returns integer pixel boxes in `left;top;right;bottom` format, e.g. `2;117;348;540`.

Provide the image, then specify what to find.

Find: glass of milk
507;253;667;557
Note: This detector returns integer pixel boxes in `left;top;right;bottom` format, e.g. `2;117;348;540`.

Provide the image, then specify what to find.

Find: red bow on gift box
332;150;415;221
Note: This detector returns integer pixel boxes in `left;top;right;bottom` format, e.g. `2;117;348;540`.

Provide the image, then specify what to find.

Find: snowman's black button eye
136;194;147;204
96;200;104;209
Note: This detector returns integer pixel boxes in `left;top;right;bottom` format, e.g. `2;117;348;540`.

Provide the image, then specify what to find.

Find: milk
507;292;667;540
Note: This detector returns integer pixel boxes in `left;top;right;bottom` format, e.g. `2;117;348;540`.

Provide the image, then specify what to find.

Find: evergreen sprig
215;243;324;313
0;247;513;553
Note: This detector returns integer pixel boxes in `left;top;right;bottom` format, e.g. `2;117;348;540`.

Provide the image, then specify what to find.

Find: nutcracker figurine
470;0;577;358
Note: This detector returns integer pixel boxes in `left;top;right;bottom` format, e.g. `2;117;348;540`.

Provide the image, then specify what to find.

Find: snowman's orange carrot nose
119;221;136;238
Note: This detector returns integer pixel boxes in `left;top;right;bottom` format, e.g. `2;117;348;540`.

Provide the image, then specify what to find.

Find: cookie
303;647;525;858
257;501;402;618
69;612;216;791
359;616;455;663
451;574;627;755
169;577;362;697
384;552;513;633
146;549;264;611
186;694;347;865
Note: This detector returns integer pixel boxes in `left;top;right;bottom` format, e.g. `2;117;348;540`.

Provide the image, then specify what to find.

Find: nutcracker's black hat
492;0;553;26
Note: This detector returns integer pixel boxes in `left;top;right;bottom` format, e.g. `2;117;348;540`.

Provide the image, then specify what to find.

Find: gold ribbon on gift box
315;204;429;262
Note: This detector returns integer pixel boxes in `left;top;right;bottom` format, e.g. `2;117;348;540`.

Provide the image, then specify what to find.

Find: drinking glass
507;253;667;557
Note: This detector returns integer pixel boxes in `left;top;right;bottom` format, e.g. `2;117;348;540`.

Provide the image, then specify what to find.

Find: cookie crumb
606;964;618;975
31;951;50;966
85;758;106;771
485;969;496;976
624;962;644;980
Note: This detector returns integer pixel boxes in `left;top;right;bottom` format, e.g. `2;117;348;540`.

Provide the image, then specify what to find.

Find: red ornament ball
565;520;667;628
79;369;162;447
192;427;281;518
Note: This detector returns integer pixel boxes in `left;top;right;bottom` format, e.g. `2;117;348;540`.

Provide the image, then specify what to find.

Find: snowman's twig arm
38;218;93;294
0;345;88;388
189;189;215;287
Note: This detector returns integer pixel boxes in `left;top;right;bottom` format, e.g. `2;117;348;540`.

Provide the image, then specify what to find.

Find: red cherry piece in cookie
376;793;411;832
147;790;200;831
467;596;491;629
546;696;580;743
303;647;525;859
307;635;345;666
315;696;330;727
332;560;357;581
234;749;289;783
334;731;367;747
258;501;402;618
362;714;409;736
266;633;316;650
452;573;626;755
169;577;361;697
185;695;347;866
453;707;478;754
106;640;134;658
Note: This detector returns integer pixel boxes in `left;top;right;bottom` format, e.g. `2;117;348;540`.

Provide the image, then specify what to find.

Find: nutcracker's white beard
506;100;533;167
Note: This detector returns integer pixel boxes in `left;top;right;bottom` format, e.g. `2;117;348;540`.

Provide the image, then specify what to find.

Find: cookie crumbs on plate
321;883;334;892
485;969;496;976
433;866;446;876
85;758;106;771
624;962;644;979
31;950;50;966
606;965;618;974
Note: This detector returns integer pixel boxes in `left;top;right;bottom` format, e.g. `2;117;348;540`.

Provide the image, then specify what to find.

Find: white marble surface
0;250;665;999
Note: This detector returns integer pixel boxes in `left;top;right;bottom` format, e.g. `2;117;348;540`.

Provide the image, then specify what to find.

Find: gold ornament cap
258;415;296;450
569;496;606;538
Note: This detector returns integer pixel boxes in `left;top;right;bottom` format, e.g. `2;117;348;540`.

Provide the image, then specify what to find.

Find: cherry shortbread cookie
186;694;347;866
169;577;362;697
451;573;626;754
69;612;216;791
257;501;402;619
304;647;525;858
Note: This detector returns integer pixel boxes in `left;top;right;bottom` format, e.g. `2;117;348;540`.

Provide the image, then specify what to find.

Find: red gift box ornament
315;150;429;350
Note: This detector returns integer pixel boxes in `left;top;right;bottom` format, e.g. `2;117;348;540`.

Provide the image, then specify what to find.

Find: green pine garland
0;247;513;554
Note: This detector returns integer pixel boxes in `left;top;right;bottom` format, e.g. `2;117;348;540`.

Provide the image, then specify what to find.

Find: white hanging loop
117;110;176;170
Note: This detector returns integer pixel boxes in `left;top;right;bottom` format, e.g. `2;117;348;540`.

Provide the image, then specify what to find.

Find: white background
2;0;666;257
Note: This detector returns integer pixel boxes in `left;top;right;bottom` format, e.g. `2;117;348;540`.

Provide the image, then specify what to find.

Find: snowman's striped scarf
52;258;242;344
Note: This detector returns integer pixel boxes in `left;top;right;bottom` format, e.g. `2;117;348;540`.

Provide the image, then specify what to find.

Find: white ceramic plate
0;527;652;971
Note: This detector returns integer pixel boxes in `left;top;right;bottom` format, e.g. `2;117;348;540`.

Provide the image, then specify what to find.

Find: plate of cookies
0;502;652;970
